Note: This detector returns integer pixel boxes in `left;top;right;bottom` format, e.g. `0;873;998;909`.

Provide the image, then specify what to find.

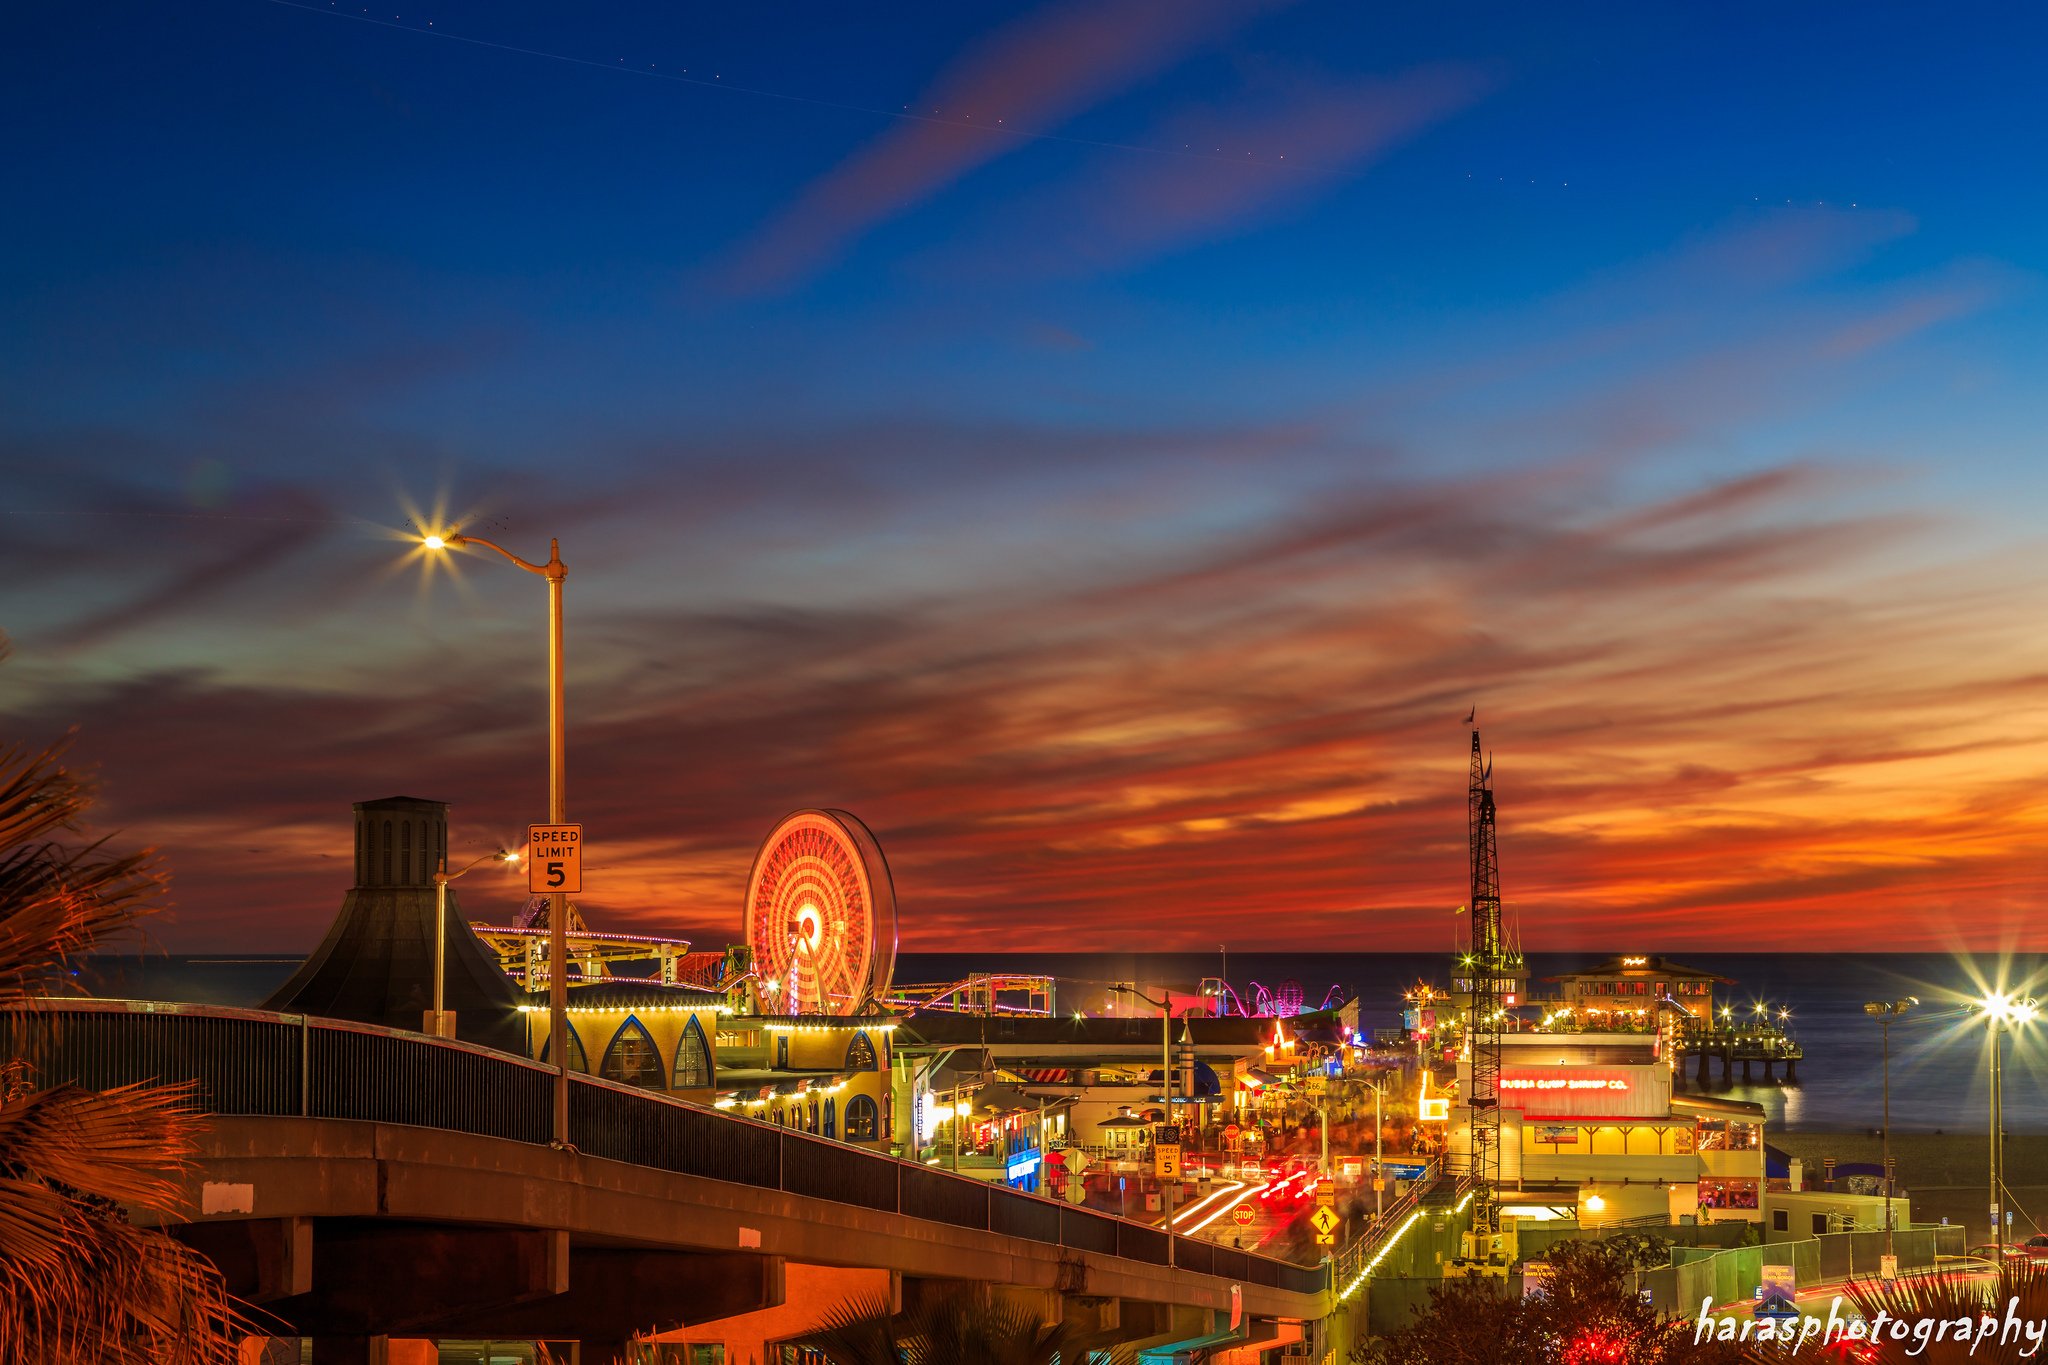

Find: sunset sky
5;2;2045;953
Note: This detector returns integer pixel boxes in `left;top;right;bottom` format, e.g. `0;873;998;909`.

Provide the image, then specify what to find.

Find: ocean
68;950;2048;1135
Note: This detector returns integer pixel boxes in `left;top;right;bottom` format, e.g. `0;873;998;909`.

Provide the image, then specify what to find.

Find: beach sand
1770;1131;2048;1244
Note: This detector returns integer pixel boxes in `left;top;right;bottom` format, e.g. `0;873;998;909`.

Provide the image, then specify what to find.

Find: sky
4;1;2046;956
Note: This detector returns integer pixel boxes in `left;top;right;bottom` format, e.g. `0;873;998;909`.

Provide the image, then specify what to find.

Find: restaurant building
1445;1032;1766;1225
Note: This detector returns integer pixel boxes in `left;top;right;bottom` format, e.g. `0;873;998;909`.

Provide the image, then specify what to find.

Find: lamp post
1364;1078;1388;1225
427;849;519;1038
1861;997;1917;1268
1977;993;2037;1248
422;531;571;1148
1113;984;1176;1266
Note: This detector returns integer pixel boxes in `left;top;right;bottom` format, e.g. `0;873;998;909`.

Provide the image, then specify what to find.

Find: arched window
400;820;413;885
844;1095;878;1142
671;1015;712;1090
539;1022;588;1073
844;1031;878;1073
382;820;394;885
823;1097;836;1139
599;1016;664;1089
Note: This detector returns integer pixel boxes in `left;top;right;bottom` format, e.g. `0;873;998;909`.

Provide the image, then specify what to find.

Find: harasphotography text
1697;1296;2048;1356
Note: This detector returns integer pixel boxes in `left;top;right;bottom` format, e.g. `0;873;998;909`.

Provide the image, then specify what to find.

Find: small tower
264;797;524;1052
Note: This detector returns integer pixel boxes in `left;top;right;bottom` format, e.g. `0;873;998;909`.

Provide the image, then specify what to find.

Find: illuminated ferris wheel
742;809;898;1016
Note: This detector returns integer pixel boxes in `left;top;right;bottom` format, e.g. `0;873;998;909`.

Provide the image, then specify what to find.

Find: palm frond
0;678;244;1364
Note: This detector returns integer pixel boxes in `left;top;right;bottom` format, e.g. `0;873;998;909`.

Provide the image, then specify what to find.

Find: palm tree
0;662;243;1364
1842;1261;2048;1364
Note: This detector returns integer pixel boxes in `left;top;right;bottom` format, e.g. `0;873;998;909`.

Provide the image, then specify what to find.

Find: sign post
528;824;584;894
1154;1124;1183;1180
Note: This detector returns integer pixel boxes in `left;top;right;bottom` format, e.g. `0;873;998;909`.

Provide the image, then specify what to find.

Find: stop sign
1233;1202;1255;1226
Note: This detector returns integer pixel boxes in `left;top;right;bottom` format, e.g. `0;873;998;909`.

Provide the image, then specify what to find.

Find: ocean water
69;951;2048;1134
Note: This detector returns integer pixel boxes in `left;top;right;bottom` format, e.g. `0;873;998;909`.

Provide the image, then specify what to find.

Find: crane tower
1464;728;1505;1239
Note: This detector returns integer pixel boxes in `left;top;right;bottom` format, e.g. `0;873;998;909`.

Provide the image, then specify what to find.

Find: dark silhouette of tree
0;642;243;1363
1356;1241;1754;1365
787;1288;1134;1364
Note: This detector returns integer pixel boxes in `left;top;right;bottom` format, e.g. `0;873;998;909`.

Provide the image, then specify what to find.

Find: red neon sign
1500;1076;1628;1092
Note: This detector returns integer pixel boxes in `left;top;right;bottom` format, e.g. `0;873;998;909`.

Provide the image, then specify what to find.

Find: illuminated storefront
1545;954;1731;1027
1446;1034;1767;1225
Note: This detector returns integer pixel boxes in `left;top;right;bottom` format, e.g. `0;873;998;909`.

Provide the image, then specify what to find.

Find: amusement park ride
470;804;1350;1025
742;809;899;1016
474;809;906;1016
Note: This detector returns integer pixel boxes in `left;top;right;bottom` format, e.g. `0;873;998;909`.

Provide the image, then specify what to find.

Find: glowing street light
420;529;572;1147
1976;992;2037;1246
427;849;519;1038
1862;997;1916;1268
1112;983;1180;1266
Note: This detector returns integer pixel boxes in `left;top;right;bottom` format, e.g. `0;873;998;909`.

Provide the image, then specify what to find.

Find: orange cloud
26;455;2048;957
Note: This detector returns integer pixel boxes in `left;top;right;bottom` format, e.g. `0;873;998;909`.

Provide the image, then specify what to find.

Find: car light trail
1171;1180;1246;1231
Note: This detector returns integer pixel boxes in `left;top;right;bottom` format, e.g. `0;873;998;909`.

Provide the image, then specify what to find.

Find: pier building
1440;1031;1767;1226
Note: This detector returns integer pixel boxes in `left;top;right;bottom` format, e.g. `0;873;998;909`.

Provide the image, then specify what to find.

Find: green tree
0;681;242;1363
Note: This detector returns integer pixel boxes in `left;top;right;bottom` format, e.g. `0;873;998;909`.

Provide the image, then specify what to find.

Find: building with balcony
1445;1032;1767;1226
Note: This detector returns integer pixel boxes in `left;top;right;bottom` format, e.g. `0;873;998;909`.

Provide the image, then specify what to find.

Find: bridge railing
4;999;1328;1298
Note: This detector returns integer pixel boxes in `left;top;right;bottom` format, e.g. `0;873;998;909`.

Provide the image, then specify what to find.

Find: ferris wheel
742;809;898;1016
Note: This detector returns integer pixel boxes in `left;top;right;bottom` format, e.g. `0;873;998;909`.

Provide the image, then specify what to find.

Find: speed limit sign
528;824;584;894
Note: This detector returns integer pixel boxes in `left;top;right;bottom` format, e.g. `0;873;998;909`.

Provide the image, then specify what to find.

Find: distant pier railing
3;998;1328;1298
1675;1023;1804;1083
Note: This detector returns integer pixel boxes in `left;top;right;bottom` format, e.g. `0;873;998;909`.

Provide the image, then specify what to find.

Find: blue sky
4;1;2045;952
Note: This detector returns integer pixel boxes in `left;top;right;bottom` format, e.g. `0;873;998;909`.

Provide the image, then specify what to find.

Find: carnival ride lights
743;809;899;1017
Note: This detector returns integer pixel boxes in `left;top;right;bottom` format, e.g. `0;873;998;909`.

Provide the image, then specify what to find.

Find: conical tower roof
263;797;524;1053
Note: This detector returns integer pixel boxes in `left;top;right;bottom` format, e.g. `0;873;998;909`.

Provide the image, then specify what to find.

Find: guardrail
1331;1158;1450;1286
3;999;1328;1298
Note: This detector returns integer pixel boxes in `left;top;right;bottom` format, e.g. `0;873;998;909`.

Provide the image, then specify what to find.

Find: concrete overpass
12;1000;1329;1362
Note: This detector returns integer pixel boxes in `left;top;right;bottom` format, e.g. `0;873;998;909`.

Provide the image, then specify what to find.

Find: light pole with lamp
1363;1077;1388;1225
426;848;520;1038
1861;997;1916;1272
1977;993;2037;1248
1112;984;1177;1266
421;531;572;1148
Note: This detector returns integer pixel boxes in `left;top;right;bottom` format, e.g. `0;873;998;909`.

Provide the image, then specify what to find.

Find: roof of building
745;1013;901;1031
713;1068;851;1091
1503;1033;1661;1065
1670;1093;1768;1119
1544;955;1735;984
522;980;725;1014
962;1083;1078;1116
263;883;525;1054
896;1012;1282;1051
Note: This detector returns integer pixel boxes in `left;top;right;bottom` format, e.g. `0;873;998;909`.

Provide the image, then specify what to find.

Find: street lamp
1112;984;1178;1266
426;848;520;1037
422;531;572;1148
1363;1077;1388;1226
1977;993;2037;1247
1862;997;1916;1268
